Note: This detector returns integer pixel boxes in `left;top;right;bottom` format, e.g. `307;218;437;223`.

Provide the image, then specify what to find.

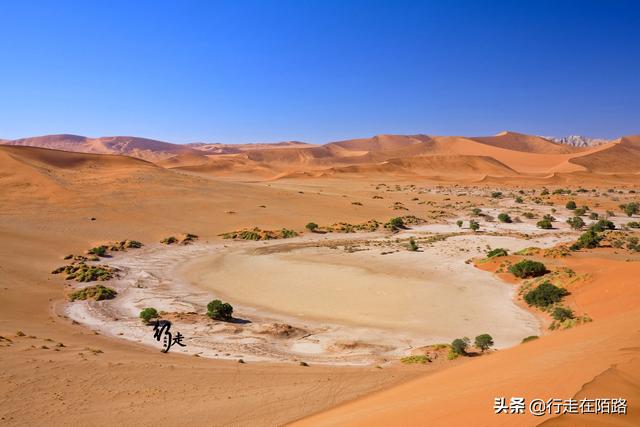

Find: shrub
628;221;640;228
88;246;107;257
491;191;502;198
280;228;298;238
521;335;539;343
69;285;117;302
566;216;585;230
451;337;470;355
551;306;574;322
536;219;553;229
515;196;523;204
574;207;587;216
498;213;512;223
408;237;419;251
386;217;405;230
523;282;568;308
522;212;535;219
140;307;159;323
589;212;599;220
620;202;639;217
400;355;431;364
161;236;178;244
571;229;602;250
486;248;508;258
590;219;614;232
543;214;556;222
565;201;576;210
456;220;463;228
509;260;547;278
305;222;319;232
471;208;482;216
474;334;494;352
207;299;233;321
469;220;480;232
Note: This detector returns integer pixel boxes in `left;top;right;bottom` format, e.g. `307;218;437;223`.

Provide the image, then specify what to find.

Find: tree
509;260;547;278
387;217;405;230
207;299;233;321
305;222;318;232
590;219;615;232
551;307;574;322
474;334;494;352
565;200;577;210
139;307;159;323
469;220;480;232
498;213;512;223
451;337;470;355
523;282;569;308
566;216;585;230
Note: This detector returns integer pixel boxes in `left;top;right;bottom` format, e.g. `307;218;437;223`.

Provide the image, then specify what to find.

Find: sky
0;0;638;144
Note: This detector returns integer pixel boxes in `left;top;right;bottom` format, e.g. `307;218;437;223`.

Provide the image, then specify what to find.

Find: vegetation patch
69;285;117;301
509;260;548;278
486;248;508;258
207;299;234;321
523;281;568;308
400;355;431;364
220;228;298;240
52;263;115;282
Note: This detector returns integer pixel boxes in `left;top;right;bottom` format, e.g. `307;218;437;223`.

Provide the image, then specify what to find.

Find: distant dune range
1;131;638;182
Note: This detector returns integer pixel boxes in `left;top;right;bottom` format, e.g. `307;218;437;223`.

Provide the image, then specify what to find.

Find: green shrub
589;212;599;220
521;335;539;343
400;355;431;364
509;260;547;278
386;217;405;230
471;208;482;216
408;237;419;251
523;281;568;308
456;220;463;228
522;212;535;219
498;213;512;223
589;219;614;232
305;222;318;232
486;248;508;258
161;236;178;244
515;197;523;204
469;220;480;232
140;307;159;323
474;334;494;352
566;216;585;230
628;221;640;228
574;207;587;216
565;201;576;210
536;219;553;229
620;202;639;217
570;229;603;250
207;299;233;321
551;306;574;322
451;337;470;355
491;191;502;198
88;246;107;257
69;285;117;302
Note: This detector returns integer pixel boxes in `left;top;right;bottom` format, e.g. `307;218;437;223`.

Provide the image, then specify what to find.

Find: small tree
509;260;547;278
305;222;319;232
456;220;463;228
565;200;577;210
451;337;469;355
621;202;639;217
474;334;494;352
570;229;602;250
387;217;405;230
567;216;585;230
590;219;614;232
469;220;480;232
207;299;233;321
140;307;159;323
497;213;512;223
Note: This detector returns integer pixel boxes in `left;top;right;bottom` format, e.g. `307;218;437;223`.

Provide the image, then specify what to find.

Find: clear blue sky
1;0;638;144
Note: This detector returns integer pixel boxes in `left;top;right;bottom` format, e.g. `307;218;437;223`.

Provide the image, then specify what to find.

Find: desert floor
1;154;639;426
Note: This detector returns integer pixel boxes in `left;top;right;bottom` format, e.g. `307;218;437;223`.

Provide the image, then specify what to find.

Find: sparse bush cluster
68;285;117;301
52;263;115;282
161;233;198;245
219;228;298;240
